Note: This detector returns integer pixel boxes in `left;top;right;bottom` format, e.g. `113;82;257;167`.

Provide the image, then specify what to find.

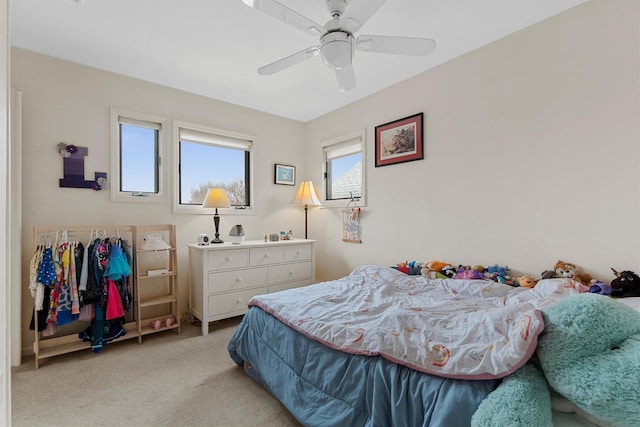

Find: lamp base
212;211;224;243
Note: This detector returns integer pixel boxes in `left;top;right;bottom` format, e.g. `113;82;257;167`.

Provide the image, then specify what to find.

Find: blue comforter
228;306;497;427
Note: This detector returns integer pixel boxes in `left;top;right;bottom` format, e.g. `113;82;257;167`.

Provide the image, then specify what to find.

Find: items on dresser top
188;239;316;335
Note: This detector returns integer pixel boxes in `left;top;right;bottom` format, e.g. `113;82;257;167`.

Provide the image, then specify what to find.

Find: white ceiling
10;0;585;122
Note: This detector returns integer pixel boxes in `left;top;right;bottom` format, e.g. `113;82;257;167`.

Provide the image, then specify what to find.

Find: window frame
110;107;168;203
172;120;255;215
321;129;366;209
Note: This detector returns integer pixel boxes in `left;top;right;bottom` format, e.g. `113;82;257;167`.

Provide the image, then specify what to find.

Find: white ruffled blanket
249;265;586;379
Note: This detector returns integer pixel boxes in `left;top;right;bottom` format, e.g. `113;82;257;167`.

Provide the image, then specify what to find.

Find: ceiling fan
241;0;436;92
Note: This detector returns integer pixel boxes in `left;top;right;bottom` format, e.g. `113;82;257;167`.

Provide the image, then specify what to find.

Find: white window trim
110;107;168;203
321;129;366;209
172;120;255;215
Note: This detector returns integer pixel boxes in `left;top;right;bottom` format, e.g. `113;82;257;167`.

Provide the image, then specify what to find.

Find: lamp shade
291;181;322;206
202;188;231;209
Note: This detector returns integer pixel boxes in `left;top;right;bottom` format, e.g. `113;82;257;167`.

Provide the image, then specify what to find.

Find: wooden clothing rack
30;224;180;369
31;225;137;369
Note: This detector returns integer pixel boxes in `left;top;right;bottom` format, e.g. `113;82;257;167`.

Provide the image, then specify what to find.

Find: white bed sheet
615;296;640;312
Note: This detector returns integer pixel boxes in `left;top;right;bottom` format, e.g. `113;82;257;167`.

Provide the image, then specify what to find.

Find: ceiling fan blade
242;0;324;37
257;46;320;75
342;0;386;33
356;35;436;56
335;65;356;92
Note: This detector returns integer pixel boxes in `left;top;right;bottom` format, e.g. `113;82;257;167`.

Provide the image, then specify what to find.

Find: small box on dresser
188;238;316;335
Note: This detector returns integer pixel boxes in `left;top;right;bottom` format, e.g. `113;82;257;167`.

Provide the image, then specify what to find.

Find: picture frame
375;112;424;167
274;163;296;185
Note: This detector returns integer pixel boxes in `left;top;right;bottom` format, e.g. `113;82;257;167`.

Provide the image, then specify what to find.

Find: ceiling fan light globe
320;32;353;69
321;41;351;68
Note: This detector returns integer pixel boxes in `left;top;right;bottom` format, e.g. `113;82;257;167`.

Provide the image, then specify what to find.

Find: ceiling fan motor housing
320;31;353;69
325;0;348;18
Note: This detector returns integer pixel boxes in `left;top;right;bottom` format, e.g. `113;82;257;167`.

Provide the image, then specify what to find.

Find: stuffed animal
486;265;515;286
589;279;612;296
394;261;410;275
453;265;485;280
540;270;557;280
610;268;640;297
486;265;508;275
441;265;456;278
518;275;537;289
471;265;486;273
474;294;640;427
552;260;592;286
394;261;422;275
421;260;453;279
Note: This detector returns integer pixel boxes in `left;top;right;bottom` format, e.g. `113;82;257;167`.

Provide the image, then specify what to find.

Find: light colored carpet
11;317;302;427
11;317;598;427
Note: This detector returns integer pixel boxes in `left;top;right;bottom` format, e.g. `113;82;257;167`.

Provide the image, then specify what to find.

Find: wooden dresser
187;239;316;335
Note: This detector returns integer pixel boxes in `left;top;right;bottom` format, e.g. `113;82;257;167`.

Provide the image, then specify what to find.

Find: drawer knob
236;277;243;282
236;298;243;303
289;270;294;275
296;250;301;255
226;257;232;262
264;253;269;258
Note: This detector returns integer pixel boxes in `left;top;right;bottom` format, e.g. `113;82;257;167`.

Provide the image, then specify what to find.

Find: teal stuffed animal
537;293;640;426
473;294;640;427
471;363;552;427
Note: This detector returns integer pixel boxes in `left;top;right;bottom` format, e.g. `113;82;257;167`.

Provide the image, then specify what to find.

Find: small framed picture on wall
274;164;296;185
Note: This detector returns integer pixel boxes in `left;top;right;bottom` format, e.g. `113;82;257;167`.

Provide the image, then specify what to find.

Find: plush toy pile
391;258;640;298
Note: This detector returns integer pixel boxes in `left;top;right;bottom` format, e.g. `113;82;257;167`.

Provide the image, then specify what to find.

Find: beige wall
305;0;640;283
11;0;640;358
11;49;307;355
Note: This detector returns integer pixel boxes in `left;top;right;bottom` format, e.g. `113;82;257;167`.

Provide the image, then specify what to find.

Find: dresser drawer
208;267;266;293
268;261;313;284
208;287;266;319
284;244;312;262
207;248;249;270
250;246;284;266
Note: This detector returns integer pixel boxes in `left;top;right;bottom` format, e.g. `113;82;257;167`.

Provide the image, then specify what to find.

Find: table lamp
202;188;230;243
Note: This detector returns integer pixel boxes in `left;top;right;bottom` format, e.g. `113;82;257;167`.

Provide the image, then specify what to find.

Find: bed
227;265;640;427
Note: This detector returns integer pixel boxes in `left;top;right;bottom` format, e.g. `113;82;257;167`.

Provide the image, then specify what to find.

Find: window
174;121;253;214
110;108;167;202
322;130;365;207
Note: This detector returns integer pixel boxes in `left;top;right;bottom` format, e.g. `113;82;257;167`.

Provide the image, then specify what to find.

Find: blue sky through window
180;141;245;203
332;153;360;178
122;124;359;202
121;124;156;192
120;124;245;201
329;152;362;199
